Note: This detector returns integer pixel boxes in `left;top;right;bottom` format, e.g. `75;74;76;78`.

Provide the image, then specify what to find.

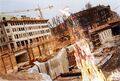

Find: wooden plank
0;56;6;74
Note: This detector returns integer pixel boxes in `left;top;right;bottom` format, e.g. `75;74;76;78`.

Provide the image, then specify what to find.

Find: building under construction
0;4;120;81
72;5;120;51
0;16;54;73
60;5;120;70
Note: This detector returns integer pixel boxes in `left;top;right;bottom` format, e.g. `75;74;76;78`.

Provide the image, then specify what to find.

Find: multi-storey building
72;5;120;50
0;16;53;72
74;5;112;28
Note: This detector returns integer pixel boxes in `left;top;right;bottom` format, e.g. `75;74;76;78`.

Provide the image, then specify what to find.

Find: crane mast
37;5;43;18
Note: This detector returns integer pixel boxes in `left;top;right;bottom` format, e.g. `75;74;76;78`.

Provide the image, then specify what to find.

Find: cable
113;4;120;10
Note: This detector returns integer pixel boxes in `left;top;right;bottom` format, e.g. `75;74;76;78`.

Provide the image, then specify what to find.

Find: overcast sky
0;0;120;19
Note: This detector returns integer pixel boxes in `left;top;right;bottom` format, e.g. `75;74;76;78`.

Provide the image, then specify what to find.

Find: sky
0;0;120;19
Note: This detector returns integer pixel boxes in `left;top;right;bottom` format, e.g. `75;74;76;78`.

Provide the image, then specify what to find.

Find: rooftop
0;15;48;23
74;5;110;16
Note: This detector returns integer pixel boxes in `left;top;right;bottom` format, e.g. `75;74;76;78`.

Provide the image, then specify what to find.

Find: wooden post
26;45;32;64
8;53;14;71
31;47;35;61
1;55;7;73
38;45;42;56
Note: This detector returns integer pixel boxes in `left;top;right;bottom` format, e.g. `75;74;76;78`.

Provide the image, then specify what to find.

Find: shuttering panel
47;58;60;79
47;60;55;79
60;49;69;73
29;48;69;79
45;49;69;79
45;62;50;75
38;63;47;73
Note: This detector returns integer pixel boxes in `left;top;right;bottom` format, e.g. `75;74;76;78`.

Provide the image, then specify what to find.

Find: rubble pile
101;47;120;72
107;69;120;81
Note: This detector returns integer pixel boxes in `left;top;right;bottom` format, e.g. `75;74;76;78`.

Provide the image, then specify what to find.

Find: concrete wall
46;48;69;79
28;48;69;80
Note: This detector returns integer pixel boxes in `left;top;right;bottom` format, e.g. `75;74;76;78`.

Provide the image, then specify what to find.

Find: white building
0;16;52;65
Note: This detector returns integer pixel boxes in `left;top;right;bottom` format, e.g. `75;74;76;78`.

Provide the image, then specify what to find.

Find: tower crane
0;5;53;18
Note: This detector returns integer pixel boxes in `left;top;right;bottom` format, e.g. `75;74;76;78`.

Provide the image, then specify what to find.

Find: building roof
0;16;48;23
74;5;110;16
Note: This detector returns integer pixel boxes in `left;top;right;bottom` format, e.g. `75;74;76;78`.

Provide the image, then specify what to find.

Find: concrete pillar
27;39;30;45
19;41;24;48
13;42;18;50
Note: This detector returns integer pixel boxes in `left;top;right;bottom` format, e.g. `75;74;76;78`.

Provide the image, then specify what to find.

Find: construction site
0;1;120;81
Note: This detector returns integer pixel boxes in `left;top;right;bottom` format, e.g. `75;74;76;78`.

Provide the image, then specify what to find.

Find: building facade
72;5;120;50
0;16;53;70
74;5;112;28
0;20;18;74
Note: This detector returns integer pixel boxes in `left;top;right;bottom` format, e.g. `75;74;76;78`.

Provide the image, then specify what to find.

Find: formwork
0;51;18;74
